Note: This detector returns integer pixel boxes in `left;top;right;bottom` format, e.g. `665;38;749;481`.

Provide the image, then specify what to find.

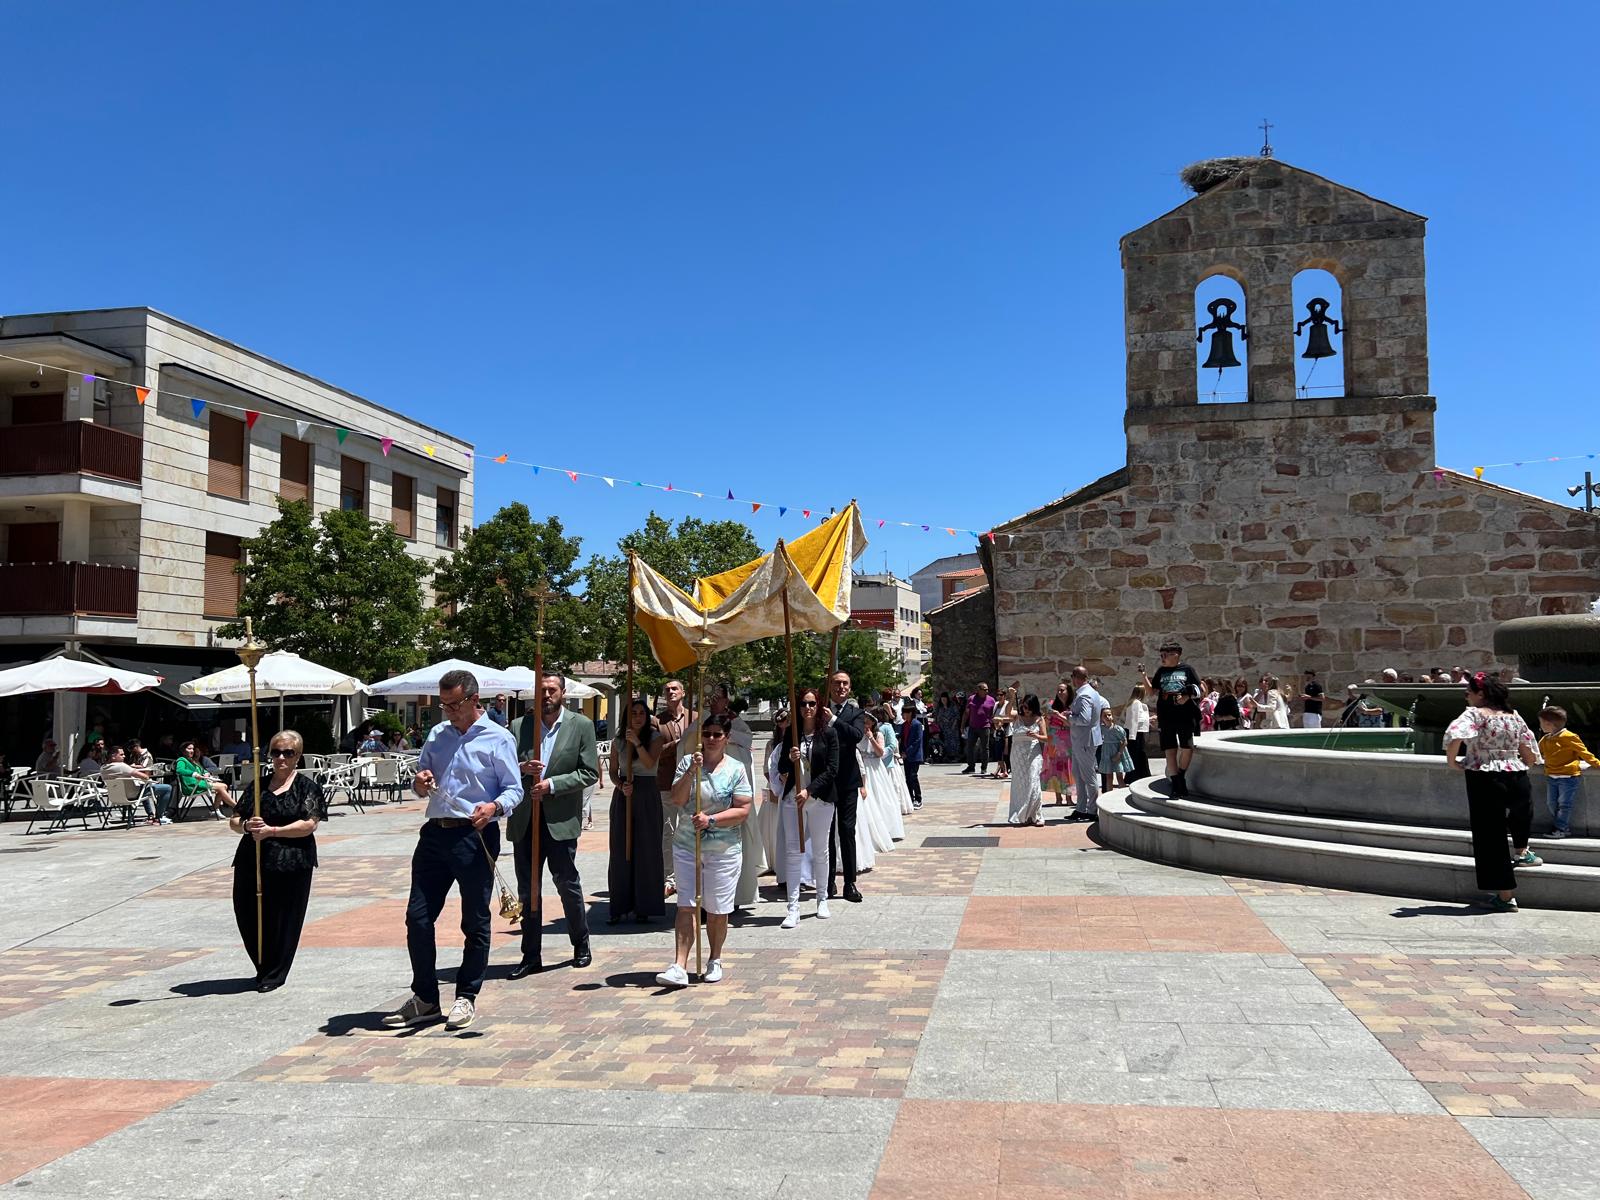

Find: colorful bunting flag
190;398;206;419
380;437;394;456
802;509;810;518
751;502;761;513
295;420;310;440
423;445;435;457
727;489;735;500
134;386;149;406
604;477;615;487
566;470;578;482
877;519;885;528
532;465;540;475
778;506;787;516
336;428;350;444
946;528;956;535
245;410;260;430
82;373;95;383
494;454;508;464
1473;466;1484;479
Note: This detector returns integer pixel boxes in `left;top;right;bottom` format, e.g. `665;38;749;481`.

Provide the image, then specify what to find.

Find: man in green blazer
508;673;598;975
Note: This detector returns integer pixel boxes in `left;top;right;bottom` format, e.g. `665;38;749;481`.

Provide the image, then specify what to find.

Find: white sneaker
817;899;831;920
781;905;800;930
158;817;172;825
703;959;724;983
655;963;690;988
445;996;475;1030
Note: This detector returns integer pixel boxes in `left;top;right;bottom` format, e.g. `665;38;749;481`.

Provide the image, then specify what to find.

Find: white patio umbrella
180;650;368;725
510;672;600;701
0;657;162;698
365;657;534;697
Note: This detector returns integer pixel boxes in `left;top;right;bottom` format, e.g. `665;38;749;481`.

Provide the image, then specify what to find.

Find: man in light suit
508;673;598;976
825;670;866;904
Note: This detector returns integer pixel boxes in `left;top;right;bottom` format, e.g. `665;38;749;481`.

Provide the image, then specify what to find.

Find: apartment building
0;308;473;751
849;572;922;688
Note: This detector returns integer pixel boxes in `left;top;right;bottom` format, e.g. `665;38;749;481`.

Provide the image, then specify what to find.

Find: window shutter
208;414;246;498
392;473;415;538
204;533;243;618
279;435;311;503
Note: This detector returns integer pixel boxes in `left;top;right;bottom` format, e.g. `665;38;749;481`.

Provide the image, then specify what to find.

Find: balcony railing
0;562;138;618
0;421;142;484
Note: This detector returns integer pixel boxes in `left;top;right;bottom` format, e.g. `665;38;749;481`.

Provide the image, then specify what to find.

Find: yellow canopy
629;503;868;672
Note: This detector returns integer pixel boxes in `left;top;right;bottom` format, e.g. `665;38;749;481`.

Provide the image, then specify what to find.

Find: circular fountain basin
1188;728;1589;836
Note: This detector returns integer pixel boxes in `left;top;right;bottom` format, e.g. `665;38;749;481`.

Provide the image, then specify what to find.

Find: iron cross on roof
1259;118;1275;158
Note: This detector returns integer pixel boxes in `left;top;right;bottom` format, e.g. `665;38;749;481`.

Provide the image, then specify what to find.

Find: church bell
1296;297;1341;360
1197;297;1245;370
1201;330;1241;370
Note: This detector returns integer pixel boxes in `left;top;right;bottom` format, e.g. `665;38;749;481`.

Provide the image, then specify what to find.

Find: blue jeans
150;782;174;819
406;821;496;1004
1548;775;1582;834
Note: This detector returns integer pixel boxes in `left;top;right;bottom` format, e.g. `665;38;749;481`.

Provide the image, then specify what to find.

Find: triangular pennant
380;437;394;457
727;489;735;500
634;480;643;487
295;420;310;439
947;528;956;536
751;502;761;513
604;477;615;488
666;483;673;492
494;454;508;464
244;410;260;430
465;451;473;460
690;491;703;499
336;428;350;444
801;509;810;518
82;373;96;383
778;506;787;516
1473;466;1484;479
877;519;885;528
134;386;149;406
190;398;206;419
532;465;540;475
921;525;930;532
423;445;435;457
984;531;996;543
566;470;579;482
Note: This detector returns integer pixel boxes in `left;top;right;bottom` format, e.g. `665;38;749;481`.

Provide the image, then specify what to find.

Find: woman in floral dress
1043;681;1074;805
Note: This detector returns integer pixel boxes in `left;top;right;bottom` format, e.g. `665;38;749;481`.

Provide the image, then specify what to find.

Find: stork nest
1180;157;1262;194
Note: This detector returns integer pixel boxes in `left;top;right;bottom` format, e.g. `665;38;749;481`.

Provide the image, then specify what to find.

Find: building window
435;487;457;549
392;473;416;540
279;435;311;504
207;412;247;499
340;456;366;513
204;533;243;618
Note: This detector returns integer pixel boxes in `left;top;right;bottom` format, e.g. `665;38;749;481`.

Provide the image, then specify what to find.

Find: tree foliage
431;503;591;670
222;500;430;682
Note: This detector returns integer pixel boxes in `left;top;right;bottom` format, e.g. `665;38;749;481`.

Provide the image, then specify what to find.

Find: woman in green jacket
176;739;234;815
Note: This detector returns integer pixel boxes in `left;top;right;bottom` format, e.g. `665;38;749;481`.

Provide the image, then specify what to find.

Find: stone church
966;158;1599;696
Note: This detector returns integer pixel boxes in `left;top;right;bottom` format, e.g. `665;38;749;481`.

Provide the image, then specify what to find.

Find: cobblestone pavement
3;759;1598;1198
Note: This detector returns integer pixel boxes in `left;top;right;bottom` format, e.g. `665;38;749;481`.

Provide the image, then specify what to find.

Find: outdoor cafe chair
318;760;365;813
4;767;33;818
27;776;108;833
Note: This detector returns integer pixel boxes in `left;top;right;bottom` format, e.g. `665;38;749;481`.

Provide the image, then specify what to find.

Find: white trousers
662;803;682;885
1302;713;1323;729
781;795;835;906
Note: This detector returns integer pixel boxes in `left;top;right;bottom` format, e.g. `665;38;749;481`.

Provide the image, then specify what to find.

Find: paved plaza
4;762;1600;1199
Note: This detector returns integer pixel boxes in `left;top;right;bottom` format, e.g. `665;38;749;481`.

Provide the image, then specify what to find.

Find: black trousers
232;863;313;987
608;780;665;919
514;815;590;959
406;821;495;1003
1465;770;1532;893
828;790;859;889
1125;733;1150;782
904;761;923;807
965;728;990;772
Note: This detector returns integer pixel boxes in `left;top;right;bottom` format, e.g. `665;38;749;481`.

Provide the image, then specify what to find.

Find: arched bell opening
1194;272;1249;404
1292;267;1346;398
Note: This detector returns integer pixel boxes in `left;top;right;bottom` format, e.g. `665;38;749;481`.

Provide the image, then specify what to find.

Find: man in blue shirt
383;668;522;1032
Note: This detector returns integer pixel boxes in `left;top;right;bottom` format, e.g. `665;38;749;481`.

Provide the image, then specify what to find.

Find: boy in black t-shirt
1140;641;1203;797
1300;669;1326;729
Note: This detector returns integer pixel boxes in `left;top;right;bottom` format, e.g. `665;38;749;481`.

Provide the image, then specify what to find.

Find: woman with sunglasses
776;686;840;929
228;729;325;992
608;698;665;925
656;714;753;987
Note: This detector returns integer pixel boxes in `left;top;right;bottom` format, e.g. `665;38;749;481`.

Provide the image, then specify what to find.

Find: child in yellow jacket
1538;706;1600;837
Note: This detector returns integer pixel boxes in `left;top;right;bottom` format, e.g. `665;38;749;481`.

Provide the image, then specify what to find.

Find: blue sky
6;2;1597;581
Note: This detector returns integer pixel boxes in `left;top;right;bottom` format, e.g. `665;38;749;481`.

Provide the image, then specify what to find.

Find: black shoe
573;940;593;969
508;958;543;979
1172;772;1188;798
257;980;282;993
827;886;839;899
844;885;863;903
606;911;627;926
960;768;974;775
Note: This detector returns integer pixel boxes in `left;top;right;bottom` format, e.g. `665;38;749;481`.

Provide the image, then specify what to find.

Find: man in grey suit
508;673;598;976
1068;665;1107;821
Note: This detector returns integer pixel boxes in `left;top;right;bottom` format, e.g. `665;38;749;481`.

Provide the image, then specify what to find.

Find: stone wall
927;585;998;694
991;395;1600;702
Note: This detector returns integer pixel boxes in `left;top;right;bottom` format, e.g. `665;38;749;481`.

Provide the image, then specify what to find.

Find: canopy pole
529;582;552;946
624;555;636;862
779;548;802;856
237;619;268;967
691;628;715;980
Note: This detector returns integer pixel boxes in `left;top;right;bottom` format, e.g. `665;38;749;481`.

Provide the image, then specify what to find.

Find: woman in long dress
757;707;789;877
1043;683;1074;805
1006;694;1047;826
608;699;665;924
859;707;904;848
229;729;324;991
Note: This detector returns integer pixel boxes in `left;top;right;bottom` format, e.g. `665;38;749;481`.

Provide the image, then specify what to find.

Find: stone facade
990;161;1600;702
927;585;998;695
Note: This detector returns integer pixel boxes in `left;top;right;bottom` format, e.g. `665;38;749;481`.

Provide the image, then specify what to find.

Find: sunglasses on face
269;747;297;758
801;700;818;708
703;731;727;740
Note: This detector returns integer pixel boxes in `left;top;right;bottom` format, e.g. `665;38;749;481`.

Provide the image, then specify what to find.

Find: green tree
751;627;906;703
431;503;591;669
221;500;430;682
585;513;763;697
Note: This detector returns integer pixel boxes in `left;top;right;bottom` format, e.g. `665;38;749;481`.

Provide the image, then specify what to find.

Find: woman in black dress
608;699;665;924
229;729;324;992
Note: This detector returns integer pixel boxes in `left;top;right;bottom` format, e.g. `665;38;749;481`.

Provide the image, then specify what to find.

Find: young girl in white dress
1006;694;1048;826
860;707;904;848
